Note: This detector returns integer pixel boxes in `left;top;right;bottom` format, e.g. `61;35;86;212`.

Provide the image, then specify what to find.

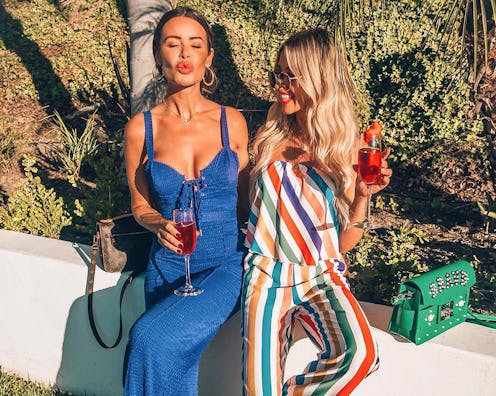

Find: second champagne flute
353;122;382;230
173;208;203;296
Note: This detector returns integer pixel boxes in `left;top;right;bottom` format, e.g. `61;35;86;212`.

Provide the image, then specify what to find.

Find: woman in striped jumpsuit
242;29;392;396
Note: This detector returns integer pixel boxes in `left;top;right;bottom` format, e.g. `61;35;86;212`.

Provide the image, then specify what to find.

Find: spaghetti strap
220;106;229;148
143;110;154;161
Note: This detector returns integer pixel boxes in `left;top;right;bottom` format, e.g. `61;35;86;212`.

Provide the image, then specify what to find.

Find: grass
0;368;68;396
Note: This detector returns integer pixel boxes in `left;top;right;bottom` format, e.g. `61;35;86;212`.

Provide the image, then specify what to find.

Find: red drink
176;222;197;255
358;147;381;184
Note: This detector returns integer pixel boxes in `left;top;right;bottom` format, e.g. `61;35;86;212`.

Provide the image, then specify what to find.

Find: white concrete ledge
1;229;495;395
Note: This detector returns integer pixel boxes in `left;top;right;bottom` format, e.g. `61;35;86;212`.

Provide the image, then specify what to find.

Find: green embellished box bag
388;260;476;345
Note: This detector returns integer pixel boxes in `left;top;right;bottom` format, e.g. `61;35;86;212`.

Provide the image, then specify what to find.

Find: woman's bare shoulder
126;102;166;135
125;111;146;140
126;113;145;129
223;105;245;121
223;106;248;134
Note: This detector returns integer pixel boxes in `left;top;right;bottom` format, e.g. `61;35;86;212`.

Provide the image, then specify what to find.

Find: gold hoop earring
202;65;215;87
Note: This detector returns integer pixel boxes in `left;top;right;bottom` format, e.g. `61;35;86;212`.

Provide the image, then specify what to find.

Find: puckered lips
177;61;193;74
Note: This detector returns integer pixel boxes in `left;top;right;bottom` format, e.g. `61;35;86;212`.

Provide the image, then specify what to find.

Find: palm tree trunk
127;0;173;116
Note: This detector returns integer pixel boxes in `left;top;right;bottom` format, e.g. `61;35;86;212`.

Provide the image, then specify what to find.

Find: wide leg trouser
123;264;242;396
242;254;379;396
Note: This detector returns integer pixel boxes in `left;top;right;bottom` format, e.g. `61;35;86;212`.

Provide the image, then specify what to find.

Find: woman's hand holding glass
354;147;391;196
353;123;392;229
156;217;185;254
172;208;202;296
155;209;203;296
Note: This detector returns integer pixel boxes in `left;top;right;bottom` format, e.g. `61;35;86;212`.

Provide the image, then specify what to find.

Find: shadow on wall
0;2;76;115
55;243;144;395
54;244;244;396
55;284;138;395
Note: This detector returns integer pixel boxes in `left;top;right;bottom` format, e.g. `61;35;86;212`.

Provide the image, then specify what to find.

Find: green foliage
0;0;128;109
69;144;130;242
0;156;72;238
345;1;483;163
374;195;400;213
434;0;496;76
52;110;99;186
347;220;429;304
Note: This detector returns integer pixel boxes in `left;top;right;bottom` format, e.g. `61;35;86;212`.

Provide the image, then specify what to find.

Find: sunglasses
267;69;298;89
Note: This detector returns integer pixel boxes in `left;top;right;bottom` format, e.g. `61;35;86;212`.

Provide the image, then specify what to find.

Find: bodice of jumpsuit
143;106;242;282
244;160;346;279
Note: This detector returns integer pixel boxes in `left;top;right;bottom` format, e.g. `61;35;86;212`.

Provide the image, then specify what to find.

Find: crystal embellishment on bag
428;269;470;298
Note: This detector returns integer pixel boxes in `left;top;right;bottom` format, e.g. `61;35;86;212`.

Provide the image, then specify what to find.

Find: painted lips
279;89;292;105
177;62;193;74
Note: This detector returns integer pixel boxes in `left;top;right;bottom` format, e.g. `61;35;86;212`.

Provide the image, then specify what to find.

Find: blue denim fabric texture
123;106;245;396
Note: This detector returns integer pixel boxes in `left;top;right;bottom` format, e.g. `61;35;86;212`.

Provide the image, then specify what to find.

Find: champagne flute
173;208;203;296
354;123;382;229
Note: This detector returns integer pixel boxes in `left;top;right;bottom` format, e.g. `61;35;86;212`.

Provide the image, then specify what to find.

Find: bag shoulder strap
466;310;496;329
88;236;136;349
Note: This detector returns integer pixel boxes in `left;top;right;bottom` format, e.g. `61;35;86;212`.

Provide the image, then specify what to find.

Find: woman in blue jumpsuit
122;7;249;395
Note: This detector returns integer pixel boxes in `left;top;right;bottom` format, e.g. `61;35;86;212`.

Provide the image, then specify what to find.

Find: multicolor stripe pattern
245;161;340;267
243;161;379;395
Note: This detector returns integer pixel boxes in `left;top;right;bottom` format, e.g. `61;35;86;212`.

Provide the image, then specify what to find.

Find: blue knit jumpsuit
123;106;245;395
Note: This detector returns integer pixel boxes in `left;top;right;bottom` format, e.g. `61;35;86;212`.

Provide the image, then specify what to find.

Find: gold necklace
164;101;199;125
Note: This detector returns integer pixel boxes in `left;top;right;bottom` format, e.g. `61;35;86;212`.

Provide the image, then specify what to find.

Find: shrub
0;156;72;238
343;1;482;160
52;110;100;186
69;144;130;242
347;220;429;304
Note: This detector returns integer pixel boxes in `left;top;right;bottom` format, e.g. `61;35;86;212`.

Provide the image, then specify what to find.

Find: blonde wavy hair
251;29;359;230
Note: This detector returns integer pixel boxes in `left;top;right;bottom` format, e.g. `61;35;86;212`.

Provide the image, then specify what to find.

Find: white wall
1;229;495;395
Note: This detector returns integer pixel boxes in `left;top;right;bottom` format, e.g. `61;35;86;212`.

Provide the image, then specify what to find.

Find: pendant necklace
164;101;198;125
292;142;310;172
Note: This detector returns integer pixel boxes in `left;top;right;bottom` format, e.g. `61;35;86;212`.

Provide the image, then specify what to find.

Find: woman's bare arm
339;147;392;253
124;113;182;253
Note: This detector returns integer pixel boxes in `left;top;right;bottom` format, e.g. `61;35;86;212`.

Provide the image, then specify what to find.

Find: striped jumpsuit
242;161;379;396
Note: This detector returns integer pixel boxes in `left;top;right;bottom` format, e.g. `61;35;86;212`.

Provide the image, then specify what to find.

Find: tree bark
127;0;173;116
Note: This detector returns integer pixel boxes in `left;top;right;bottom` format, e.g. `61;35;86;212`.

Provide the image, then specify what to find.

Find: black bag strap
87;234;136;349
